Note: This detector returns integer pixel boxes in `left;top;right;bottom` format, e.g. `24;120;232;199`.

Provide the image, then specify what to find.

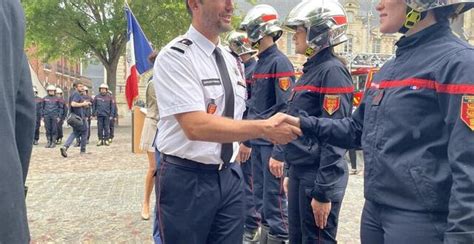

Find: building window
286;33;295;55
373;38;381;53
344;36;353;53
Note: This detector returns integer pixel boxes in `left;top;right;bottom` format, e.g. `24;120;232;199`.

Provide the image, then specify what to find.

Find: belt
161;154;230;171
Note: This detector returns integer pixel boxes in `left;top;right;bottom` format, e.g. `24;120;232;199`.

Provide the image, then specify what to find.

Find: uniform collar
303;48;332;73
257;44;278;59
244;57;257;68
395;21;450;56
187;25;220;57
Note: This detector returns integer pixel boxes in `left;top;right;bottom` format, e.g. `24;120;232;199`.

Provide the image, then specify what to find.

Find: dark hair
148;51;159;64
73;80;83;87
433;6;457;22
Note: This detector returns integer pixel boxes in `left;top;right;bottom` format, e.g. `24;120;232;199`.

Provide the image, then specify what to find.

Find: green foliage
24;0;190;65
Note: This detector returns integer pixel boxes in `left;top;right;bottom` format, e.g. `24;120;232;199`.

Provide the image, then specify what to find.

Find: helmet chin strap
305;47;315;57
399;7;427;34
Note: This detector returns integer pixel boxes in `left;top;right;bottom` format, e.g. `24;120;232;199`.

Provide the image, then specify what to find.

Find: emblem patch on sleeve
278;77;291;91
323;95;341;116
461;95;474;131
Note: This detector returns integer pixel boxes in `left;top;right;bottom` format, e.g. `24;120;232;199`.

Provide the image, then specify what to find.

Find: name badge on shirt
202;78;221;86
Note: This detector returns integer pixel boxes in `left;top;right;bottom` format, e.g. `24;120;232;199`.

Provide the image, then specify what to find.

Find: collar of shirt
187;25;221;57
244;57;257;68
395;21;450;56
303;47;332;73
257;43;278;60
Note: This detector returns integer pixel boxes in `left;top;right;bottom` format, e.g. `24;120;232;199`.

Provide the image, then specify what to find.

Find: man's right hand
263;113;302;144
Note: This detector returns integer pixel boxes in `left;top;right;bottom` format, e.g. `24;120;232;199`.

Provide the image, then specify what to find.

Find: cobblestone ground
27;125;364;243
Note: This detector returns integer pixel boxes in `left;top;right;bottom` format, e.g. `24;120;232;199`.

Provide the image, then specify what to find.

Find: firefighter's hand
236;143;251;163
311;199;331;229
263;113;301;144
269;157;284;178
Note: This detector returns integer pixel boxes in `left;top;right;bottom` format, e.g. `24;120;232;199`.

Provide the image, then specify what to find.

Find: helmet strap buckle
404;9;422;29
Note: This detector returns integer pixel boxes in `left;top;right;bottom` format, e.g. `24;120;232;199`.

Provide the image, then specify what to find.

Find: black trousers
156;157;244;244
288;165;347;244
109;117;115;139
57;119;64;139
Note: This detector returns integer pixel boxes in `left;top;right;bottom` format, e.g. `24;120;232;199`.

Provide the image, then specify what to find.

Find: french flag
125;5;153;109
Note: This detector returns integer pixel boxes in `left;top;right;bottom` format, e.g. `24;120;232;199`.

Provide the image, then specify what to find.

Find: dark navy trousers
241;159;260;232
361;200;446;244
34;115;41;141
251;145;289;238
44;115;58;142
97;116;110;140
57;119;64;139
109;118;115;139
288;165;346;244
156;158;244;244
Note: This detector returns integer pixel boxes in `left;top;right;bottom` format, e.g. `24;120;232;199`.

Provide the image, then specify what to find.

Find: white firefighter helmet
46;85;56;91
99;83;109;90
240;4;283;44
56;88;63;94
285;0;348;56
226;31;257;56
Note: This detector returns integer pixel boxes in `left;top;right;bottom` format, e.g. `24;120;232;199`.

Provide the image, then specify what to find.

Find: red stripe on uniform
293;85;354;94
372;78;474;94
253;71;295;79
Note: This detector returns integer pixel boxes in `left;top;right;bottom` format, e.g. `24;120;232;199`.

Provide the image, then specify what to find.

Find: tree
24;0;190;94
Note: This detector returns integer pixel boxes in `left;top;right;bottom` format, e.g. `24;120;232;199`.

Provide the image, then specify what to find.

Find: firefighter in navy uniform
55;88;67;144
277;1;352;243
284;0;474;243
240;5;296;244
93;83;113;146
33;87;43;145
108;91;118;144
227;31;261;243
42;85;61;148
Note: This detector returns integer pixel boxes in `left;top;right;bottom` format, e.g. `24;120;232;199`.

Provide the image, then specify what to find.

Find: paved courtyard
27;124;364;243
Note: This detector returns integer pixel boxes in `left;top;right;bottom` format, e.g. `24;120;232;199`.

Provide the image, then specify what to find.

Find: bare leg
142;151;156;220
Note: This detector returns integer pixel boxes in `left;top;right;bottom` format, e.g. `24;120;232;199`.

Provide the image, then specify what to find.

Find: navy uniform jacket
247;44;295;157
92;94;113;117
35;95;43;118
0;0;35;242
42;95;61;117
282;48;353;202
57;97;67;121
299;22;474;242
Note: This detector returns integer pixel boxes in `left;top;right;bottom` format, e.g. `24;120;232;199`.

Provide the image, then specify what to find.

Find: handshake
261;112;301;145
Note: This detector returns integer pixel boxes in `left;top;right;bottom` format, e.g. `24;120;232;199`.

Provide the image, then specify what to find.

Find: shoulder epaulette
170;38;193;54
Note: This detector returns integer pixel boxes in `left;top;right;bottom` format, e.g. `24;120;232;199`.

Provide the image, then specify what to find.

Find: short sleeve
153;48;205;118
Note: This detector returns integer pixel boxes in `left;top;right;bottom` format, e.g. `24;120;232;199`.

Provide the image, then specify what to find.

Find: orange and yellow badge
323;95;341;116
461;95;474;131
278;77;291;91
207;100;217;114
